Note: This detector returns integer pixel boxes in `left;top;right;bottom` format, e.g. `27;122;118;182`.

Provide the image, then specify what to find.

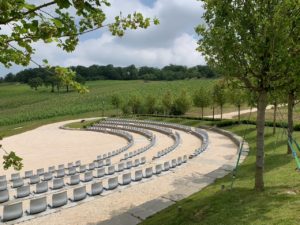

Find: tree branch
0;1;56;25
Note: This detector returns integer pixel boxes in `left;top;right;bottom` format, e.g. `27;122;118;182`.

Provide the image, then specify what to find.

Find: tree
0;136;23;171
162;91;173;115
0;1;159;68
28;77;43;90
144;95;157;114
197;0;299;191
111;94;123;116
193;88;211;119
171;90;192;115
212;82;227;120
128;94;143;114
227;83;246;122
0;0;158;170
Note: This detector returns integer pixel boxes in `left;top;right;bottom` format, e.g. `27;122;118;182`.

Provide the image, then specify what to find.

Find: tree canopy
197;0;300;191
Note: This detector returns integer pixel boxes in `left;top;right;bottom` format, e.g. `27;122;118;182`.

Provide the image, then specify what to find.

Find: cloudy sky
0;0;205;76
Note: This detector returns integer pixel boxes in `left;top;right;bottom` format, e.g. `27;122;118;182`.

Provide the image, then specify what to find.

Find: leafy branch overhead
0;0;159;67
0;136;23;171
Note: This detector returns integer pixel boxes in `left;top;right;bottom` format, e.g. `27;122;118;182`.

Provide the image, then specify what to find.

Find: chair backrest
126;161;132;169
141;157;146;164
96;168;105;178
96;160;104;168
11;178;24;188
134;159;140;167
107;165;115;175
67;167;76;175
0;180;7;191
29;175;40;184
48;166;55;173
121;173;131;185
90;182;103;196
155;164;162;174
36;168;44;176
177;157;182;165
105;158;111;166
97;155;102;160
144;167;153;178
35;181;48;194
183;155;187;163
24;170;33;179
117;163;124;172
2;202;23;222
163;162;170;171
79;165;86;173
58;164;65;170
69;174;80;185
43;172;53;181
51;191;67;208
0;190;9;203
103;154;107;159
52;178;64;190
171;159;177;168
88;163;95;170
11;173;20;181
75;160;81;167
134;170;143;181
16;185;30;198
67;162;74;169
107;177;118;190
0;175;6;182
56;169;65;178
72;186;87;202
27;196;47;215
83;171;93;182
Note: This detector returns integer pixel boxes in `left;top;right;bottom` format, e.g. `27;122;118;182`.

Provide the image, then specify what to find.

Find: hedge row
135;114;300;131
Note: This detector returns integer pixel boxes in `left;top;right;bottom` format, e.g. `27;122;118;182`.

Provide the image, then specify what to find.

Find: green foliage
28;77;43;90
111;94;122;109
53;66;89;93
0;80;217;131
0;0;158;67
171;90;192;115
2;151;23;170
128;94;143;114
162;91;173;115
193;88;211;118
144;95;157;114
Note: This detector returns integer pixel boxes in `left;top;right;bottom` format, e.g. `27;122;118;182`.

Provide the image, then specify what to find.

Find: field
136;116;300;225
0;79;232;137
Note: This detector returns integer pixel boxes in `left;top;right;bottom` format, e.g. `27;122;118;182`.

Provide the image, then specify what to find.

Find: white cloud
0;0;206;76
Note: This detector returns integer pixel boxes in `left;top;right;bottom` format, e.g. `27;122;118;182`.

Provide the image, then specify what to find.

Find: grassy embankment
0;79;225;137
136;116;300;225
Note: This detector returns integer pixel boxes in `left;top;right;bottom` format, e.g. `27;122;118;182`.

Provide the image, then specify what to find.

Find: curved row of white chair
0;154;188;222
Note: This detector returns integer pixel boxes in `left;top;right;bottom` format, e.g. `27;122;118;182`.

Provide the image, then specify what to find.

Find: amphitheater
0;118;249;225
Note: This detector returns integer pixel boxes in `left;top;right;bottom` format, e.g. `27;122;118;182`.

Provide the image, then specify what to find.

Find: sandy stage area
0;118;240;225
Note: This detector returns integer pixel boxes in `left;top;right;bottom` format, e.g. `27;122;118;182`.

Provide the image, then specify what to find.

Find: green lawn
137;117;300;225
0;79;218;137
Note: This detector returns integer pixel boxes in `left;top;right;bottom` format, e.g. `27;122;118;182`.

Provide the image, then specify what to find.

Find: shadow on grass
141;185;297;225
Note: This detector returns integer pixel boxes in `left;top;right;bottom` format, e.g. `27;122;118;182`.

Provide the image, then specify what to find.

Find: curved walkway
1;118;248;225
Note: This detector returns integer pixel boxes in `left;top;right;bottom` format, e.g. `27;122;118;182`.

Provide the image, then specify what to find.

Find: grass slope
0;79;218;136
138;117;300;225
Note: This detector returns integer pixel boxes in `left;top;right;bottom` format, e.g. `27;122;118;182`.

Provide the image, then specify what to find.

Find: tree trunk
201;107;204;119
272;102;277;135
212;106;215;120
238;105;241;122
255;90;268;191
66;85;69;92
51;84;54;93
220;105;223;120
287;91;295;154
